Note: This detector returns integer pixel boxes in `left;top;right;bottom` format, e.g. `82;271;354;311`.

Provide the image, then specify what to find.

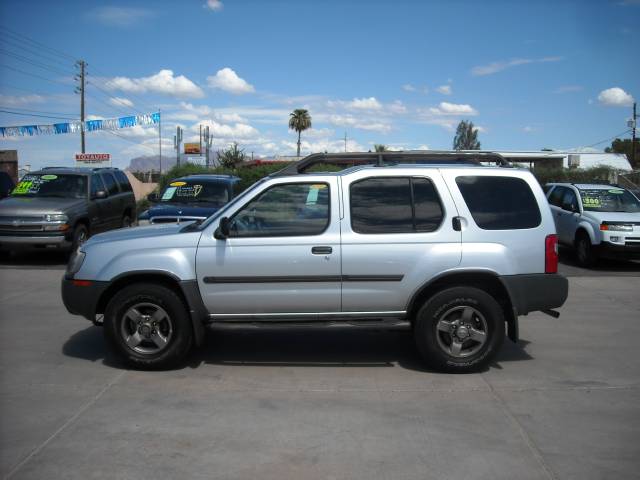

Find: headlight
66;249;86;276
44;214;68;222
600;223;633;232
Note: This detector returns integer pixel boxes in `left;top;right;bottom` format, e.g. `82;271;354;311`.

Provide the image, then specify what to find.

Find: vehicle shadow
558;247;640;273
62;325;534;372
0;249;69;269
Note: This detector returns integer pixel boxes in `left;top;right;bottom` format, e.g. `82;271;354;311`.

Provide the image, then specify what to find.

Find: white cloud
402;84;417;92
435;85;452;95
204;0;224;11
192;119;259;139
523;126;534;133
474;125;488;133
347;97;382;111
329;114;391;133
471;56;562;76
417;144;430;150
388;100;407;114
87;7;154;27
106;70;204;98
108;97;133;108
597;87;634;107
428;102;478;116
281;138;364;156
207;68;255;95
0;94;45;106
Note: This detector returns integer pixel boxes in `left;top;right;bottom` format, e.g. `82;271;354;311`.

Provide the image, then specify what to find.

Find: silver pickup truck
62;152;568;372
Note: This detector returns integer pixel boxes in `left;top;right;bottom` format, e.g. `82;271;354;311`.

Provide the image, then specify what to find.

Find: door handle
312;246;332;255
452;217;462;231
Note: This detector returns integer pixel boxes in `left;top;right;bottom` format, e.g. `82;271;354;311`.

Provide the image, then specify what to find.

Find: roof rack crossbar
272;151;510;176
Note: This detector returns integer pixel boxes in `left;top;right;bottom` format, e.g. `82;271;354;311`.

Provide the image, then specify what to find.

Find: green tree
288;108;312;157
453;120;481;150
216;142;247;169
605;138;639;169
373;144;388;152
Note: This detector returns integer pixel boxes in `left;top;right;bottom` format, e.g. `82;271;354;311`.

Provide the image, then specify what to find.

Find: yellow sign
184;143;201;154
170;181;187;187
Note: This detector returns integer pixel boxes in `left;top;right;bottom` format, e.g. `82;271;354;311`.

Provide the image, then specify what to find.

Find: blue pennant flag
85;119;103;132
53;123;70;134
118;116;136;128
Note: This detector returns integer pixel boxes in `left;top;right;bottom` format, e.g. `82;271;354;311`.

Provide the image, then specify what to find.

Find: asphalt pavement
1;254;639;479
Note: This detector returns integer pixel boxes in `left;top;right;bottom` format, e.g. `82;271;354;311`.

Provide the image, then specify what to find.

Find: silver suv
545;183;640;267
62;152;568;372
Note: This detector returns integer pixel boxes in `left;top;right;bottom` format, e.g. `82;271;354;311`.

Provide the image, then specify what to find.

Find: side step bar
207;319;411;331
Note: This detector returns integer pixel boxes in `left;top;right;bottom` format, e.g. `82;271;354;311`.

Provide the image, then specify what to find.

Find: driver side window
229;182;330;237
561;189;578;212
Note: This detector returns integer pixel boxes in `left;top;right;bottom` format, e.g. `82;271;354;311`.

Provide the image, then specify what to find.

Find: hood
142;202;220;219
85;223;191;247
0;196;85;216
583;210;640;224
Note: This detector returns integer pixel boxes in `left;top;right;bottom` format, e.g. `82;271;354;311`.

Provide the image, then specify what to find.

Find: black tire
71;224;89;251
104;283;193;370
575;233;597;268
414;287;505;373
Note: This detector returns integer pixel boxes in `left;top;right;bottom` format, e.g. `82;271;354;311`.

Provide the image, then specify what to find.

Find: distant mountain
127;155;175;172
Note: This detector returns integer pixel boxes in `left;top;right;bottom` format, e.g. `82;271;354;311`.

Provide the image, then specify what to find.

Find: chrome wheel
119;302;173;355
435;306;488;358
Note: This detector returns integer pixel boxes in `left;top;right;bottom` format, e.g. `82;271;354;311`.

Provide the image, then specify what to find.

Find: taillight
545;234;558;274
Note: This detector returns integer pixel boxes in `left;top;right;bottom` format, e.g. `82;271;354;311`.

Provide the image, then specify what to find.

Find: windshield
11;174;87;199
579;188;640;213
160;180;230;205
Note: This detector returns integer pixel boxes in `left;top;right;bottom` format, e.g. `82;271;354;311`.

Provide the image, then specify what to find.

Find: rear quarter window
114;171;133;192
455;176;541;230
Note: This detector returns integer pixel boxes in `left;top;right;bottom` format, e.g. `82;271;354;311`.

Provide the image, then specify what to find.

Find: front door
196;178;341;318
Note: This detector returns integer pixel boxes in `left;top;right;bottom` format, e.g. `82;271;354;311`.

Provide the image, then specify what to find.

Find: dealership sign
75;153;111;167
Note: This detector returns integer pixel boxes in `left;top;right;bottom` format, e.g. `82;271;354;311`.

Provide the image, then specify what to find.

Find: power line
0;109;77;121
1;64;71;88
0;35;72;68
86;79;147;116
102;128;157;153
0;25;76;62
0;49;74;76
582;129;631;149
0;106;77;118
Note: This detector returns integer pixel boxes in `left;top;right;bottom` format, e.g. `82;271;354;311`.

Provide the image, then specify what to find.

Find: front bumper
500;274;569;316
61;276;109;321
0;234;71;247
598;241;640;260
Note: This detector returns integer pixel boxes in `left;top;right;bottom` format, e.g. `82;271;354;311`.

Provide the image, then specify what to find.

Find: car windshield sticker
582;196;601;207
161;186;177;200
12;174;53;195
170;181;186;187
175;184;203;197
608;189;624;194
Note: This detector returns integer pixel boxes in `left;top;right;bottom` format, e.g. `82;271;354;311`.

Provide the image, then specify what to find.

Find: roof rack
272;151;511;176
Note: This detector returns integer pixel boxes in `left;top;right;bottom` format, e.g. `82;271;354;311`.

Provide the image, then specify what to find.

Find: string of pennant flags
0;112;160;138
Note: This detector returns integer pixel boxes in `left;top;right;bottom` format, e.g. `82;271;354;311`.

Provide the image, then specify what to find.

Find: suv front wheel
414;287;505;373
104;283;193;369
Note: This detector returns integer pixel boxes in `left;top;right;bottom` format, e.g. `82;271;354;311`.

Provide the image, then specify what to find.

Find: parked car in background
545;183;640;266
138;174;240;225
0;171;15;199
62;152;568;372
0;167;136;252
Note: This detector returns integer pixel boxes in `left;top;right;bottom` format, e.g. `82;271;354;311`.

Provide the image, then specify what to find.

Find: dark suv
0;167;136;252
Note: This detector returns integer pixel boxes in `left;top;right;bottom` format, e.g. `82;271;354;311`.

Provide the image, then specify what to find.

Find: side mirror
214;217;230;240
95;190;107;199
147;192;158;203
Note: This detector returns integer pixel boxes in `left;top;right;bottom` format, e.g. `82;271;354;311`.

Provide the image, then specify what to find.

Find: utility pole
199;124;203;156
343;131;348;152
158;108;162;174
203;126;212;168
632;102;637;169
74;60;86;153
174;126;183;167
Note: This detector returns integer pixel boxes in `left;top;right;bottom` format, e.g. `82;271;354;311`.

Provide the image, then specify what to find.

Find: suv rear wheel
104;283;193;369
414;287;505;373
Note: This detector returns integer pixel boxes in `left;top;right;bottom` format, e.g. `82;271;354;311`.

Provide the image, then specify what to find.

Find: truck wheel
71;224;89;251
121;214;132;228
414;287;505;373
575;233;597;268
104;283;193;370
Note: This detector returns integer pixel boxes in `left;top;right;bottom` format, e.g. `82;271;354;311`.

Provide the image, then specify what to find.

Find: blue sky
0;0;638;170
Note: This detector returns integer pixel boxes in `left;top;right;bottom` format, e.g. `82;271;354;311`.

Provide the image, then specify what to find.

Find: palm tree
374;144;388;152
289;109;312;157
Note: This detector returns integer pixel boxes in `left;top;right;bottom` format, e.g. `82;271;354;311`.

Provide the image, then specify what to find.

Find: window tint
101;173;119;195
350;176;443;234
456;176;541;230
114;170;132;192
561;189;578;211
229;183;329;237
548;187;565;207
413;177;444;231
90;174;105;196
